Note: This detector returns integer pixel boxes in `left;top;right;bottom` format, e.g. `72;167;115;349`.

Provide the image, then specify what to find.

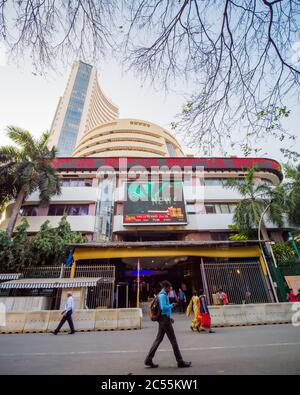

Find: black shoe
178;360;192;368
52;331;58;335
145;359;159;368
209;330;215;334
68;331;75;335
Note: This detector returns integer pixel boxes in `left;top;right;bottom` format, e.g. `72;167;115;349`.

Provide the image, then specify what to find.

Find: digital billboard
123;181;187;225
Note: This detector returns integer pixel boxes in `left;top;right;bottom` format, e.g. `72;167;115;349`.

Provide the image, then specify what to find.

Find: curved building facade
48;61;119;157
73;119;184;157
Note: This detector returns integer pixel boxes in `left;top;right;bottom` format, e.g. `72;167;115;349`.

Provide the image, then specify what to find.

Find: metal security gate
74;265;116;309
203;259;271;304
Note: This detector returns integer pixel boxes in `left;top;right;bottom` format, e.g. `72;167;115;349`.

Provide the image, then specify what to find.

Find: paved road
0;317;300;375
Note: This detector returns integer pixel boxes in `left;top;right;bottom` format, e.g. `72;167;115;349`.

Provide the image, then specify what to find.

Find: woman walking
197;290;214;334
186;291;200;332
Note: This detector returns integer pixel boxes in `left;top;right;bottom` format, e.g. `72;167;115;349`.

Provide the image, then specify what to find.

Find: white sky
0;52;299;161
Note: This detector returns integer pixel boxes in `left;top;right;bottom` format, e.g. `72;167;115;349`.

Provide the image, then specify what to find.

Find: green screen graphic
123;181;187;225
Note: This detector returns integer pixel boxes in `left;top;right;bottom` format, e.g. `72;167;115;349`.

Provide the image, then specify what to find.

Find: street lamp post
137;258;141;308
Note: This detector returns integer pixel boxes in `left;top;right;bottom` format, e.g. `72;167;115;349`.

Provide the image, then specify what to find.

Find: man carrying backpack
145;280;191;369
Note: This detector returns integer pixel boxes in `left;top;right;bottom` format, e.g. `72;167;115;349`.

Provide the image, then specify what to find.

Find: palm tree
283;164;300;227
0;126;61;237
225;166;285;241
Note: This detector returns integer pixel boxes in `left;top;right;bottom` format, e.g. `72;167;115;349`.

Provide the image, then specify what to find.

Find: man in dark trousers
53;292;75;335
145;280;191;369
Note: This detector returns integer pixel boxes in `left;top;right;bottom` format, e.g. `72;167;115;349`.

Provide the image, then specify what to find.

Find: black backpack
149;295;161;322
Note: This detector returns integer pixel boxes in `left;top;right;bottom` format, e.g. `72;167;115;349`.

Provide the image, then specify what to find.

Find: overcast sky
0;49;299;161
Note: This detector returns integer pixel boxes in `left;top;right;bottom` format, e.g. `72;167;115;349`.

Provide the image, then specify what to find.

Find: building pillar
70;260;77;279
88;203;96;216
37;206;49;216
200;257;211;304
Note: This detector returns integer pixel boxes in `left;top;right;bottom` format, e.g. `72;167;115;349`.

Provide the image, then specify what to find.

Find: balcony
203;186;243;202
25;187;99;204
114;185;243;203
113;213;286;233
0;216;96;233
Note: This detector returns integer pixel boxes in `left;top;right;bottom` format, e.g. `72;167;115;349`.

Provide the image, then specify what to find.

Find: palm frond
6;126;35;150
0;146;22;163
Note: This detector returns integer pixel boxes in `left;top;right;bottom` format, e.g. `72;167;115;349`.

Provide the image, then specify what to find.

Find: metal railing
22;266;71;279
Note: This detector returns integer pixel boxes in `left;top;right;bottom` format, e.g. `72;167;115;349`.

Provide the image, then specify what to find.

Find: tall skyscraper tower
48;61;119;157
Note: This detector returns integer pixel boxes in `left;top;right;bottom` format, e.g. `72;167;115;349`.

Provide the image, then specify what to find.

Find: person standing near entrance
216;289;229;305
145;280;191;369
168;287;178;304
178;288;187;313
52;292;75;335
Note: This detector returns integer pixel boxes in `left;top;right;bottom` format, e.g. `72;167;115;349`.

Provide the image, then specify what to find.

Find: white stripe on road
1;342;300;358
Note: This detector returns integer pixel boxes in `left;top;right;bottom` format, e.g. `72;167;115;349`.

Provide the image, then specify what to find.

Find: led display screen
123;181;187;225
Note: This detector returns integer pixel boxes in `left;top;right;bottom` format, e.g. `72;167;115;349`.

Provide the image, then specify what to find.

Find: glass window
48;205;89;216
166;143;178;157
57;63;92;156
205;179;224;186
204;203;237;214
211;233;230;241
205;205;216;214
186;203;196;214
60;178;93;187
220;204;231;214
228;204;237;213
20;206;38;216
215;204;221;214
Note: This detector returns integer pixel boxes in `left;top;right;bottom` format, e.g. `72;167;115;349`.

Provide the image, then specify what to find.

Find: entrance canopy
71;241;267;276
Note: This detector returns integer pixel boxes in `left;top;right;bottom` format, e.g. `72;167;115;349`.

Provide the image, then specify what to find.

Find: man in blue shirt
145;280;191;369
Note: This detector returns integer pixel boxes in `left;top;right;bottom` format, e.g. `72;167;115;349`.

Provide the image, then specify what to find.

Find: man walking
53;292;75;335
178;288;187;313
145;280;191;369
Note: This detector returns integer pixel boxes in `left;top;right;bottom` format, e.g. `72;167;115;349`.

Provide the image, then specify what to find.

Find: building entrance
118;256;204;307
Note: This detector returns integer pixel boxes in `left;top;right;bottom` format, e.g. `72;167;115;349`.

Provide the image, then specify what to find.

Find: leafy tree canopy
0;215;86;272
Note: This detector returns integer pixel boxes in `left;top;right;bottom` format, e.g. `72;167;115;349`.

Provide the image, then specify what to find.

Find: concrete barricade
117;308;142;330
0;304;296;333
95;309;118;331
244;304;266;325
72;310;96;332
0;312;26;333
222;305;248;326
209;306;226;327
210;303;294;327
47;311;68;333
24;311;50;333
264;303;293;324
